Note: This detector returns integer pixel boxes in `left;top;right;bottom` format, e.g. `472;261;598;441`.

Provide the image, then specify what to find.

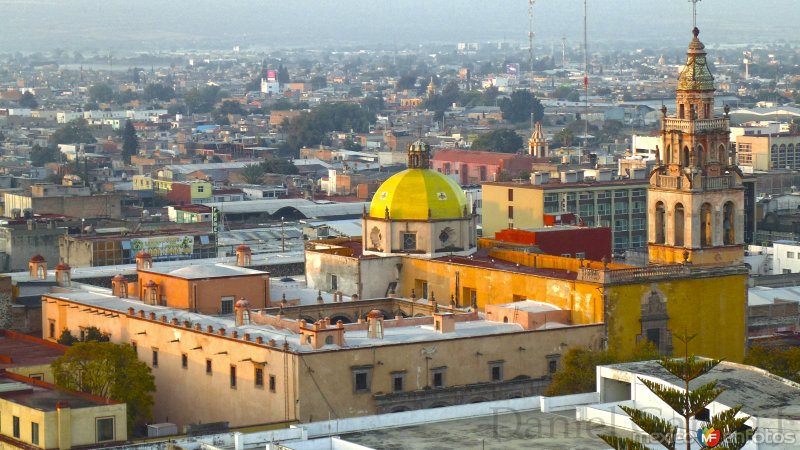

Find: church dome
369;169;468;221
677;28;715;92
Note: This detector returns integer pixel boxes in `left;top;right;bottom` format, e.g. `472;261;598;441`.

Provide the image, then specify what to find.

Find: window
330;274;338;291
507;205;514;219
206;359;212;374
269;375;276;392
28;373;43;381
181;353;188;369
31;422;39;445
614;190;628;198
392;372;405;392
401;233;416;251
151;349;158;368
48;320;55;339
489;361;504;382
131;341;137;355
507;189;514;201
784;269;792;274
431;367;446;388
96;417;115;442
221;296;234;315
576;252;586;259
255;367;264;387
230;365;237;389
547;354;561;375
352;366;373;393
12;416;19;438
787;252;794;259
197;185;205;193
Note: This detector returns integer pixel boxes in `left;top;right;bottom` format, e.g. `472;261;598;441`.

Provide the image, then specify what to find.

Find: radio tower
528;0;535;72
582;0;589;151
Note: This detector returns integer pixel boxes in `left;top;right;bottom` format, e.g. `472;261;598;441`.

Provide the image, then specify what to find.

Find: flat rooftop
0;332;65;370
342;409;625;449
0;377;112;411
608;360;800;420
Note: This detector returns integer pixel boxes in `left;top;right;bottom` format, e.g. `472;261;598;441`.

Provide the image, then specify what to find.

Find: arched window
696;144;704;167
665;144;671;164
655;202;666;244
700;203;713;247
679;104;685;119
674;203;685;247
718;144;727;163
723;202;735;245
683;146;690;167
789;144;796;168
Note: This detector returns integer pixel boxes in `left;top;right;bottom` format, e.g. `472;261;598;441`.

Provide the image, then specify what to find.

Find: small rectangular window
269;374;276;392
547;354;561;375
181;353;188;369
48;320;55;339
96;417;115;442
489;361;504;382
221;296;234;315
352;366;373;393
131;341;137;355
151;349;158;368
31;422;39;445
230;365;237;389
206;359;212;374
788;252;795;259
508;205;514;219
432;370;445;388
255;367;264;387
392;372;405;393
12;416;19;438
507;188;514;201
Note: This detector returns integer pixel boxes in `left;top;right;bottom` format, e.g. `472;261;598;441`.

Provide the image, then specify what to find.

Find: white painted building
771;240;800;274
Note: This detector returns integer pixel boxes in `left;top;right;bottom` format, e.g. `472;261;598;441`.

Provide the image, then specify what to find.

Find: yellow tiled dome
369;169;467;220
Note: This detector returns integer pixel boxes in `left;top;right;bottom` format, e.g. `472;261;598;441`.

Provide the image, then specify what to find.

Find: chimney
56;401;71;450
111;274;128;298
28;255;47;280
235;244;252;266
367;310;384;339
54;262;71;287
234;297;251;326
135;251;153;270
433;312;456;334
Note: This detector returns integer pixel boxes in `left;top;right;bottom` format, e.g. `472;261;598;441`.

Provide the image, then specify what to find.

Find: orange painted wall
137;271;270;314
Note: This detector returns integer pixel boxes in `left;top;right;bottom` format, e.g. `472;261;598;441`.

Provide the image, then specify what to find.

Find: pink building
431;149;534;185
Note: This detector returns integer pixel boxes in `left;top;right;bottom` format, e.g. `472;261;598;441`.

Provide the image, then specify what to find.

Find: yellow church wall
605;272;747;362
398;257;605;326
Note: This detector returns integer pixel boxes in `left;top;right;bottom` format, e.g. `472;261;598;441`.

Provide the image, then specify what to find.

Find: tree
553;127;575;148
283;103;375;155
545;340;659;396
262;158;299;175
310;75;327;90
122;121;138;165
19;91;38;108
142;83;175;101
57;329;78;346
277;64;290;84
397;74;418;90
744;344;800;383
599;334;754;450
52;341;155;435
88;83;114;104
470;129;523;153
30;144;61;166
499;90;544;123
83;326;110;342
241;163;266;184
50;119;96;147
184;85;224;114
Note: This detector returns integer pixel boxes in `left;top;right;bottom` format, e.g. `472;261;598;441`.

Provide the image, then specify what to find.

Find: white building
771;240;800;274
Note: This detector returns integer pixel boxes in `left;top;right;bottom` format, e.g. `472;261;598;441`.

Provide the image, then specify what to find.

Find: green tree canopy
545;340;659;396
470;128;523;153
30;144;61;166
122;120;139;165
50;119;96;147
499;89;544;123
745;344;800;383
88;83;114;103
283;103;375;155
19;91;38;108
241;163;266;184
262;158;299;175
142;83;175;101
52;341;155;434
184;85;224;114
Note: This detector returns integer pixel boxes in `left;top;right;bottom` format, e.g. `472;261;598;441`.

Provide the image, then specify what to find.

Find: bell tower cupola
647;26;744;266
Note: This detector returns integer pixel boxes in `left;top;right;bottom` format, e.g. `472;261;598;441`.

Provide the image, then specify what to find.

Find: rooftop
607;359;800;420
142;263;267;279
0;331;65;370
0;374;117;411
483;178;649;190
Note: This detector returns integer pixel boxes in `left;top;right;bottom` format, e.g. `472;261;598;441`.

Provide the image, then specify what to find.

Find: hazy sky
0;0;794;52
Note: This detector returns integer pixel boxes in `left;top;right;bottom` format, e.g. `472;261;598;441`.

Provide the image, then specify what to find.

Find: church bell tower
647;27;744;266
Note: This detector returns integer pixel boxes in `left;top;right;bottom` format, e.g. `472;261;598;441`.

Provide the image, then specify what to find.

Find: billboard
129;236;194;260
505;63;519;76
266;69;277;81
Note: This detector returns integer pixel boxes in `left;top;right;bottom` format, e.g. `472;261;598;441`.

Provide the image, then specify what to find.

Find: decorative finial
661;104;667;117
724;104;730;117
692;27;700;38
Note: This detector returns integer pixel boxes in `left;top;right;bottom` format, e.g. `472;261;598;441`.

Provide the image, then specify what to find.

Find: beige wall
481;184;543;238
42;294;603;428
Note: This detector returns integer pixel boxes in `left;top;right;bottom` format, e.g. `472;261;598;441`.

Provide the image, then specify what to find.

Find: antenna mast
690;0;701;29
583;0;589;152
528;0;536;72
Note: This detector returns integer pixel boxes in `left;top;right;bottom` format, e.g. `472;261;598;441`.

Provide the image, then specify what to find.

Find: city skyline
0;0;796;52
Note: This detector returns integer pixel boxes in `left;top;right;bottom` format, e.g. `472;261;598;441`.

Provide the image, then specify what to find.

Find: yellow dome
370;169;468;220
